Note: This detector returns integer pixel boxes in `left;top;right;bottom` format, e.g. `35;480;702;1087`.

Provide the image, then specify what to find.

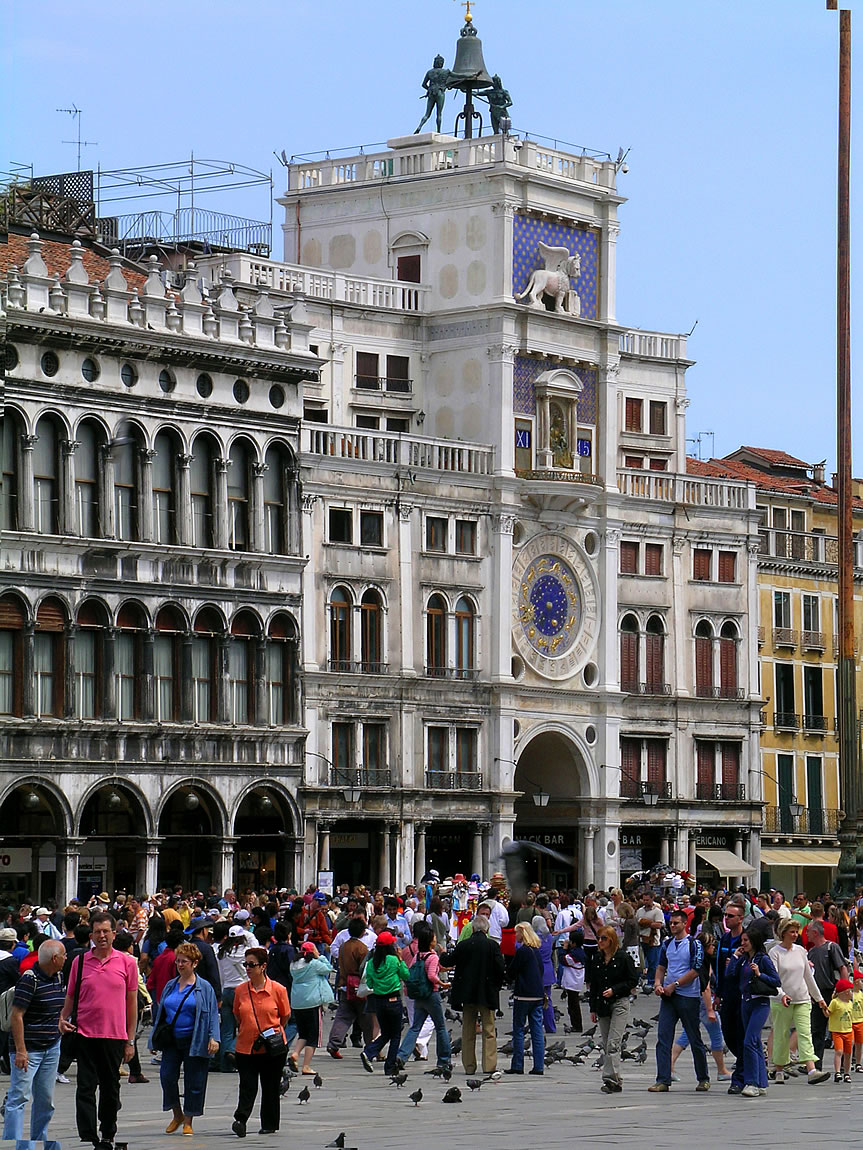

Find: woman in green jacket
359;931;409;1076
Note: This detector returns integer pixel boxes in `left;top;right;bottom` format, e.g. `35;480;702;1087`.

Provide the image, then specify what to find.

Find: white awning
696;848;757;876
760;847;840;868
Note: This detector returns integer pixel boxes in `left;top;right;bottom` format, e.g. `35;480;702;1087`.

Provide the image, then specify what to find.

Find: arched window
267;613;297;725
1;411;21;530
695;620;714;697
153;430;179;545
113;430;142;542
645;615;666;694
154;605;185;722
33;416;60;534
75;421;102;538
360;590;383;673
330;587;352;671
35;597;66;718
116;603;145;720
227;440;252;551
426;594;447;677
229;611;259;724
619;614;639;692
263;444;289;555
190;435;215;548
455;596;475;679
0;595;27;715
192;608;221;723
74;600;107;719
719;621;739;698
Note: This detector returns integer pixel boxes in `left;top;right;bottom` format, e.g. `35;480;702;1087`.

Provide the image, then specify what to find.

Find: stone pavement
3;992;861;1150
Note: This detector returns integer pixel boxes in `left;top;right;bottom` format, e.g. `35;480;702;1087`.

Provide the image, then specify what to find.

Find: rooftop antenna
57;104;98;171
686;430;714;461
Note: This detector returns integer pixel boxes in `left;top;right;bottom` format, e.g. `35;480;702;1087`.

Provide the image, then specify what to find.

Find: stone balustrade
1;232;316;357
303;424;495;476
618;467;756;510
619;328;688;360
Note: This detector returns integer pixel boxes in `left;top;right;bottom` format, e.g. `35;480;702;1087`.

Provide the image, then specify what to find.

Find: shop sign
331;833;370;849
515;831;575;850
696;833;732;848
0;848;31;872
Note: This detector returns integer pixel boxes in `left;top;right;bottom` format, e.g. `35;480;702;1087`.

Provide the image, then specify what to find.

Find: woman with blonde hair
505;922;545;1075
587;925;639;1094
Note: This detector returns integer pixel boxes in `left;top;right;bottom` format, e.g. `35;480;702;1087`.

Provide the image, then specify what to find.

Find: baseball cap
300;941;316;954
313;891;327;903
234;909;250;922
376;931;396;946
835;978;854;993
228;925;246;938
0;927;17;942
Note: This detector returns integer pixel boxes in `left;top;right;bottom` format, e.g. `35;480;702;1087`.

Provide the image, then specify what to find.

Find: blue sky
3;1;860;469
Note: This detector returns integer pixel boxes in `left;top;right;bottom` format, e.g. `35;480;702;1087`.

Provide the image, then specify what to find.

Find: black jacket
189;937;222;1001
439;932;505;1011
586;949;638;1016
508;945;545;999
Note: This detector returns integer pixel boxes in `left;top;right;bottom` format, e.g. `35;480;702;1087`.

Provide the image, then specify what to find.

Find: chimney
813;462;825;483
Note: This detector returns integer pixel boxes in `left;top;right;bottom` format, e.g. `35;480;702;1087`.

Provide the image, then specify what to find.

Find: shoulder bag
247;980;287;1056
151;982;196;1051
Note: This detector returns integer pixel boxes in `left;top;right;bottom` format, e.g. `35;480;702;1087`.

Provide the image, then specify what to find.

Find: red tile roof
0;231;147;290
687;455;863;511
733;446;811;469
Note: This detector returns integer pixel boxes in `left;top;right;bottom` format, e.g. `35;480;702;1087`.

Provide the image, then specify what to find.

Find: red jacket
147;947;179;1005
296;907;332;946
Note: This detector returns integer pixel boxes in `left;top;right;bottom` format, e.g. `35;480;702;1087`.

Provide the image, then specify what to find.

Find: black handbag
152;984;195;1051
247;981;287;1057
749;969;779;997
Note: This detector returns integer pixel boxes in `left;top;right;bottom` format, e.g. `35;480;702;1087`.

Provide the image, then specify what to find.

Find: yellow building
692;447;863;896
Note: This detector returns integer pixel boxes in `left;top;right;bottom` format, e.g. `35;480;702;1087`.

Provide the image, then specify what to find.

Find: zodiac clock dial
518;555;581;657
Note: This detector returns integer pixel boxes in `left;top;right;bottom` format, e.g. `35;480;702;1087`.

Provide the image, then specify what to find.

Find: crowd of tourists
1;872;862;1147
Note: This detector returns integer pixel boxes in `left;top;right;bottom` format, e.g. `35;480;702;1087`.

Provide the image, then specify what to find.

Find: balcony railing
619;329;688;360
764;806;841;836
515;468;602;485
774;712;800;730
354;375;413;394
635;681;672;696
327;660;389;675
759;528;840;566
696;684;746;700
802;630;826;650
773;628;798;648
696;782;746;801
425;770;483;790
620;780;673;801
619;468;755;510
304;425;494;476
329;767;392;788
803;714;828;733
424;667;480;681
757;626;765;645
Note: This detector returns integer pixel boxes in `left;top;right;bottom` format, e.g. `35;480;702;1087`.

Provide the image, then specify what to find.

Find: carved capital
301;493;318;513
253;462;269;479
178;453;194;470
215;457;231;474
495;513;516;536
676;396;690;412
605;527;622;546
61;439;79;457
398;502;413;522
747;538;761;556
140;448;158;465
492;201;518;219
415;821;430;835
22;434;39;452
606;221;621;240
487;343;519;362
672;534;687;554
603;362;621;382
331;342;348;360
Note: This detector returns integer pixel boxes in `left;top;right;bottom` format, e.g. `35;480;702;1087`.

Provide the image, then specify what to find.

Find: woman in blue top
149;942;220;1136
726;924;781;1097
288;941;334;1074
506;922;546;1075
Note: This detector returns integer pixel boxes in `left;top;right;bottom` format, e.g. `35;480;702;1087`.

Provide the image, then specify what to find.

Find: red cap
853;970;863;981
376;931;396;946
300;941;316;954
835;978;854;993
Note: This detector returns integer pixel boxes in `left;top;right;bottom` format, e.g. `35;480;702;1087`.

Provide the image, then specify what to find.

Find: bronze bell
447;27;493;91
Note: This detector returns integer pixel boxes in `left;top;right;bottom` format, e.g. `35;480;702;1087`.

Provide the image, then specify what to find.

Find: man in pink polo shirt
59;911;138;1150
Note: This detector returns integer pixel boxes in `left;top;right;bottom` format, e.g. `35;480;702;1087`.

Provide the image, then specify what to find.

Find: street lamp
342;787;362;804
753;767;804;820
496;759;551;807
603;763;662;805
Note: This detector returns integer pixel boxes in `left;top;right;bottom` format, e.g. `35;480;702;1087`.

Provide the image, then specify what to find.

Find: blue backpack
659;935;709;991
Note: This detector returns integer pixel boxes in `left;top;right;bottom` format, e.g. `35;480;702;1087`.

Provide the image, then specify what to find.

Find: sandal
301;1069;316;1075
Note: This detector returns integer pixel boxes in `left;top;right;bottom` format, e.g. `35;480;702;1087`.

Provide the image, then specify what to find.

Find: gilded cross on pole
456;0;475;24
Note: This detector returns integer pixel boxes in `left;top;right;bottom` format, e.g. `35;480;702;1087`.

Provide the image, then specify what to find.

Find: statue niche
516;242;581;316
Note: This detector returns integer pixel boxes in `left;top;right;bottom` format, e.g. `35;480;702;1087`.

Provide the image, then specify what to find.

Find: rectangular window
803;594;820;632
718;551;736;583
455;520;476;555
426;516;447;552
649;458;668;472
152;449;174;545
329;508;353;544
360;510;384;547
34;634;55;718
619;541;639;574
721;744;740;794
428;727;447;774
355;351;379;389
304;407;329;423
115;633;135;721
693;549;712;581
807;757;824;834
192;638;211;723
332;721;353;781
267;644;285;726
74;630;96;719
385;354;411;393
355;414;379;429
696;742;715;793
773;591;791;628
777;753;795;832
624;455;644;469
229;640;249;724
646;739;667;787
775;662;795;722
386;418;410;433
649;401;667;436
363;723;386;780
154;634;175;722
619;736;641;797
624;397;643;432
0;632;14;715
397;254;421;283
803;665;824;725
455;727;477;776
645;543;663;576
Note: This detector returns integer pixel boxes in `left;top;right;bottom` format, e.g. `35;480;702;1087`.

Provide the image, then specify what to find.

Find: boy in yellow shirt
828;977;855;1082
851;970;863;1073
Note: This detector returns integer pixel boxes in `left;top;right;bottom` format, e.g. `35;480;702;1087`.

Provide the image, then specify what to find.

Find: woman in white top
215;923;249;1072
770;918;831;1084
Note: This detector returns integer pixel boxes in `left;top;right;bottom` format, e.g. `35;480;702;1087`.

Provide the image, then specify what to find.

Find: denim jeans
219;987;236;1068
364;997;404;1076
674;998;725;1052
643;945;661;986
655;993;709;1084
2;1038;62;1150
511;999;544;1072
397;992;451;1066
160;1033;210;1118
741;998;770;1088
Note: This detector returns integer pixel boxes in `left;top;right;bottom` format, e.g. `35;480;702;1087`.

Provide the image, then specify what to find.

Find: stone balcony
618;468;756;510
303;424;494;477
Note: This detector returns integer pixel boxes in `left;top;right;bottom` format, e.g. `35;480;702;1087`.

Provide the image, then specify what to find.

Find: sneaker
647;1082;669;1092
856;1064;863;1073
670;1074;680;1082
695;1081;710;1092
326;1048;343;1060
360;1051;374;1074
741;1085;761;1098
772;1070;785;1084
808;1069;830;1085
758;1087;768;1095
56;1073;70;1084
727;1084;742;1094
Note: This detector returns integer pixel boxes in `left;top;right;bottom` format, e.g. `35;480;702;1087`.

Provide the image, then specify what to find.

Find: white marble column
599;218;619;324
217;836;238;894
583;825;597;890
58;837;85;905
214;458;230;550
60;439;79;535
19;434;37;532
318;821;332;871
491;514;516;684
601;527;621;692
688;831;697;879
397;503;415;674
415;822;428;883
139;449;156;543
301;494;318;672
487;343;517;475
471;828;483;880
177;454;193;545
251;462;268;552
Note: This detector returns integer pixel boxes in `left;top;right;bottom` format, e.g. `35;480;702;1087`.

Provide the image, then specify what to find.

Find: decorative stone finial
202;300;218;337
103;248;128;292
165;294;182;332
239;307;254;343
64;240;90;285
181;262;202;306
255;289;274;319
23;233;49;278
90;285;106;320
142;254;165;298
49;274;66;314
128;288;144;326
6;267;25;307
289;297;309;326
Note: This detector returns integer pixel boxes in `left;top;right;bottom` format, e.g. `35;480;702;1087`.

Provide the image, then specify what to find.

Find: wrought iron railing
329;767;392;788
764;806;841;836
803;714;828;733
774;712;800;730
773;628;798;647
327;660;389;674
696;685;746;700
620;780;673;801
424;667;479;681
696;782;746;801
354;375;413;394
425;770;482;790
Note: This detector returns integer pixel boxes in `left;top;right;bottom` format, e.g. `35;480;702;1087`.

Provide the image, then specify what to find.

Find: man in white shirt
32;909;62;941
329;914;377;963
485;893;510;942
771;890;792;920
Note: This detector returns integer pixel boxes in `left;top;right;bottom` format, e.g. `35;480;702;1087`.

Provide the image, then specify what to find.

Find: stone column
414;822;428;883
21;623;35;717
60;439;79;535
398;503;415;675
486;343;517;474
57;837;85;905
582;825;597;889
101;445;117;539
214;457;230;550
491;514;515;683
733;835;745;889
688;831;698;879
599;218;619;324
318;821;332;871
177;454;194;546
139;448;156;543
389;824;401;892
536;393;552;469
144;837;163;896
601;527;621;693
216;633;231;723
300;494;318;672
254;639;268;726
216;837;238;893
180;634;194;722
671;535;689;702
251;462;268;552
141;629;155;721
379;826;390;890
64;622;77;719
480;822;491;879
102;627;117;720
19;434;37;532
282;838;298;889
660;832;671;867
471;826;484;881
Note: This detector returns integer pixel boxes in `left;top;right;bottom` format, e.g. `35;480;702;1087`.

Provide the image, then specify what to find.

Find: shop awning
760;847;840;868
696;848;757;876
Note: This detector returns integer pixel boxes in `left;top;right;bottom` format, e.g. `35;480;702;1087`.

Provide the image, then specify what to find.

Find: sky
3;0;861;470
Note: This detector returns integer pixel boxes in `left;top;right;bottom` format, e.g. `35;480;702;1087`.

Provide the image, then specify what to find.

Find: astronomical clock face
512;534;599;680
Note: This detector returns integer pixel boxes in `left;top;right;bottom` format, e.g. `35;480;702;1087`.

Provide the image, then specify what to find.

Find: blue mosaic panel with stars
513;355;597;422
512;214;599;320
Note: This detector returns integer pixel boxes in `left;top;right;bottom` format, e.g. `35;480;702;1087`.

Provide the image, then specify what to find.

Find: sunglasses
243;962;261;969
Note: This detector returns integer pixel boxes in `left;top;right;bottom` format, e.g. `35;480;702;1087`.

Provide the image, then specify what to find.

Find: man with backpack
2;939;67;1149
648;909;711;1093
394;920;451;1072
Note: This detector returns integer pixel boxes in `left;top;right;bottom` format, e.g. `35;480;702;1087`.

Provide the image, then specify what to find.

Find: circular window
159;368;176;393
81;357;100;382
584;531;599;556
120;362;137;388
269;384;285;409
583;662;598;688
511;654;525;682
513;719;520;738
585;724;597;745
5;344;19;371
233;379;250;404
196;373;213;398
41;351;59;377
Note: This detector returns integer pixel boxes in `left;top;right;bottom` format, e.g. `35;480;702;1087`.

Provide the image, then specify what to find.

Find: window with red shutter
649;401;667;435
718;551;736;583
619;541;639;574
619;736;640;797
696;742;715;793
619;618;639;691
721;743;740;797
645;543;663;576
695;623;714;695
693;549;712;580
625;397;643;432
645;630;665;692
719;631;738;698
646;739;666;787
649;458;668;471
624;455;644;469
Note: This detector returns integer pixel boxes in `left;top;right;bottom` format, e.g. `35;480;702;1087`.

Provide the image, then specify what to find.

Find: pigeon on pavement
326;1137;345;1149
442;1087;462;1103
466;1078;483;1091
409;1088;423;1106
390;1072;409;1087
298;1085;310;1104
314;1072;324;1088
